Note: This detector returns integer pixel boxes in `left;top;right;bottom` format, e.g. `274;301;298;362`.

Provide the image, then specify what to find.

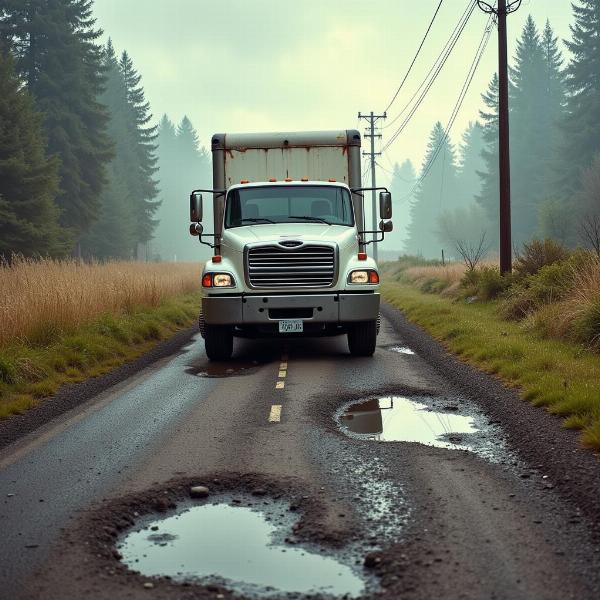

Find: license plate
278;319;304;333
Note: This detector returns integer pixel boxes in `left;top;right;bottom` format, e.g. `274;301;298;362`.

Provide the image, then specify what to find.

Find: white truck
189;130;393;360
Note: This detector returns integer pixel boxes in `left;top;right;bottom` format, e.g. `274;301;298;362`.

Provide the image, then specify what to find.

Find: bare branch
580;214;600;258
455;232;489;272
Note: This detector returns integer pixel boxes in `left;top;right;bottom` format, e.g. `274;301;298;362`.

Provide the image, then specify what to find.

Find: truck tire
347;320;377;357
204;325;233;361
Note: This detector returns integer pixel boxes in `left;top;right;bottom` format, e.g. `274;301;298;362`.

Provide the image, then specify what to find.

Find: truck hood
221;224;358;253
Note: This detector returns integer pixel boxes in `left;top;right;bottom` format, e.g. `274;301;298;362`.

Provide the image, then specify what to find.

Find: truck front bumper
202;293;380;326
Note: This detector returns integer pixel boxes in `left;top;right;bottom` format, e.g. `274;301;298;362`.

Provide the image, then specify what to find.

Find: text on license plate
279;319;304;333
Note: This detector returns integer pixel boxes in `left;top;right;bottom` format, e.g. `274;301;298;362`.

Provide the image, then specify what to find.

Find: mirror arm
351;186;390;194
197;232;219;250
358;230;386;245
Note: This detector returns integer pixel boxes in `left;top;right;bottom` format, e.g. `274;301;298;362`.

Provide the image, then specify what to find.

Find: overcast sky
93;0;574;184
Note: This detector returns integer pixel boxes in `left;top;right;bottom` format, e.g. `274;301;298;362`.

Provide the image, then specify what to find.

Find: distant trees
405;122;458;258
153;115;211;262
82;42;159;259
0;52;67;258
477;17;566;247
1;0;112;243
386;159;416;251
562;0;600;196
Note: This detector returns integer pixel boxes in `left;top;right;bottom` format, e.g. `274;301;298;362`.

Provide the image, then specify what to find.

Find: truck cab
189;130;393;360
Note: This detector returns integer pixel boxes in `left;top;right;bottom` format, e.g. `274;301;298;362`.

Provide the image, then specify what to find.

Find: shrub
573;299;600;350
514;239;569;278
459;266;511;301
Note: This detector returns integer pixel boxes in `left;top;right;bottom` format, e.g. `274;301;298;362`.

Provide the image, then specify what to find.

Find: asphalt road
1;306;599;599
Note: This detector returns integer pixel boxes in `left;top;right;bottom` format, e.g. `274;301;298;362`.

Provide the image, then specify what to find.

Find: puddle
338;397;479;451
118;502;366;598
186;359;264;378
389;346;415;355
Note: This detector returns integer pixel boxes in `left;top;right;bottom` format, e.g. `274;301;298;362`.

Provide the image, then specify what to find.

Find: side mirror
379;191;392;220
379;220;393;233
190;192;203;222
189;222;203;237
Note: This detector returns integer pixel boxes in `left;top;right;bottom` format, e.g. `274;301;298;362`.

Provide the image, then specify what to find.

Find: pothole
186;359;265;378
389;346;415;355
337;396;503;458
117;497;368;598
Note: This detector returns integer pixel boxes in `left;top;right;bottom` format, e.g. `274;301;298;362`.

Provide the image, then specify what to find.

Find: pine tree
437;121;489;254
562;0;600;192
405;122;458;258
0;0;113;242
476;73;500;245
386;159;416;252
118;50;159;254
456;121;486;207
0;51;68;258
81;40;135;259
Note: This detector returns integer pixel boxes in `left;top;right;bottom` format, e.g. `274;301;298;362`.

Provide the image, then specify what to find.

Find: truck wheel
347;321;377;357
204;325;233;361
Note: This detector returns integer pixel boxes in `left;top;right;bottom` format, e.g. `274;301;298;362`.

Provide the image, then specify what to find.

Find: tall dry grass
0;257;201;347
403;263;466;291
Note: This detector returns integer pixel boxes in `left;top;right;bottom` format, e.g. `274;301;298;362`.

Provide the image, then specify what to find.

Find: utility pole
358;111;386;261
477;0;521;275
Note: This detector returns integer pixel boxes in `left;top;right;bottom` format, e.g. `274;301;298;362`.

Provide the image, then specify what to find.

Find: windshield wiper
240;217;276;224
288;215;331;225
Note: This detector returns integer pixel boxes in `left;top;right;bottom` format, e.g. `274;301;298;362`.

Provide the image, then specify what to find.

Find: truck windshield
224;185;354;228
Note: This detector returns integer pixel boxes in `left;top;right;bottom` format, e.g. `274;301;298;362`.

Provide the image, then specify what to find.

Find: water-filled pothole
186;359;265;378
339;397;481;451
118;501;366;598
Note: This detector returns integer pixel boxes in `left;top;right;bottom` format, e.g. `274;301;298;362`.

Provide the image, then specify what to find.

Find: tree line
392;1;600;260
0;0;208;261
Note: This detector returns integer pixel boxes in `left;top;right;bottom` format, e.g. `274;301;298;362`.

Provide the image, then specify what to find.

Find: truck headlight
348;270;379;284
202;273;236;288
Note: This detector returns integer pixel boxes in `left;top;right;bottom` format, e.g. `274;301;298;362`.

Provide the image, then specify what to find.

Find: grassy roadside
382;281;600;449
0;293;199;419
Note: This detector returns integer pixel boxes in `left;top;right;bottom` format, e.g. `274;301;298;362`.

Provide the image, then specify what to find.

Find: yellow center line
280;362;288;370
278;370;287;378
275;381;285;389
269;405;282;422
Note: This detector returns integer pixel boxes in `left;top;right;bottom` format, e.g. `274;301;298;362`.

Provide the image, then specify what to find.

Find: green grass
0;293;199;419
382;282;600;449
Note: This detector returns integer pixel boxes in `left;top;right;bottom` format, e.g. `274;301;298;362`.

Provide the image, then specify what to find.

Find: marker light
358;252;368;261
301;177;309;181
212;255;222;263
269;178;277;182
284;177;293;182
328;178;337;182
240;180;250;184
202;273;213;288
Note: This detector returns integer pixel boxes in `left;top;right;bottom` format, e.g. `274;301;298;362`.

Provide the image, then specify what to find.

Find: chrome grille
247;245;336;288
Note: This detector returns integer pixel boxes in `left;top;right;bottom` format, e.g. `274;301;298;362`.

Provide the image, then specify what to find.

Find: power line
396;15;494;205
383;0;476;135
383;0;478;152
383;0;445;114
